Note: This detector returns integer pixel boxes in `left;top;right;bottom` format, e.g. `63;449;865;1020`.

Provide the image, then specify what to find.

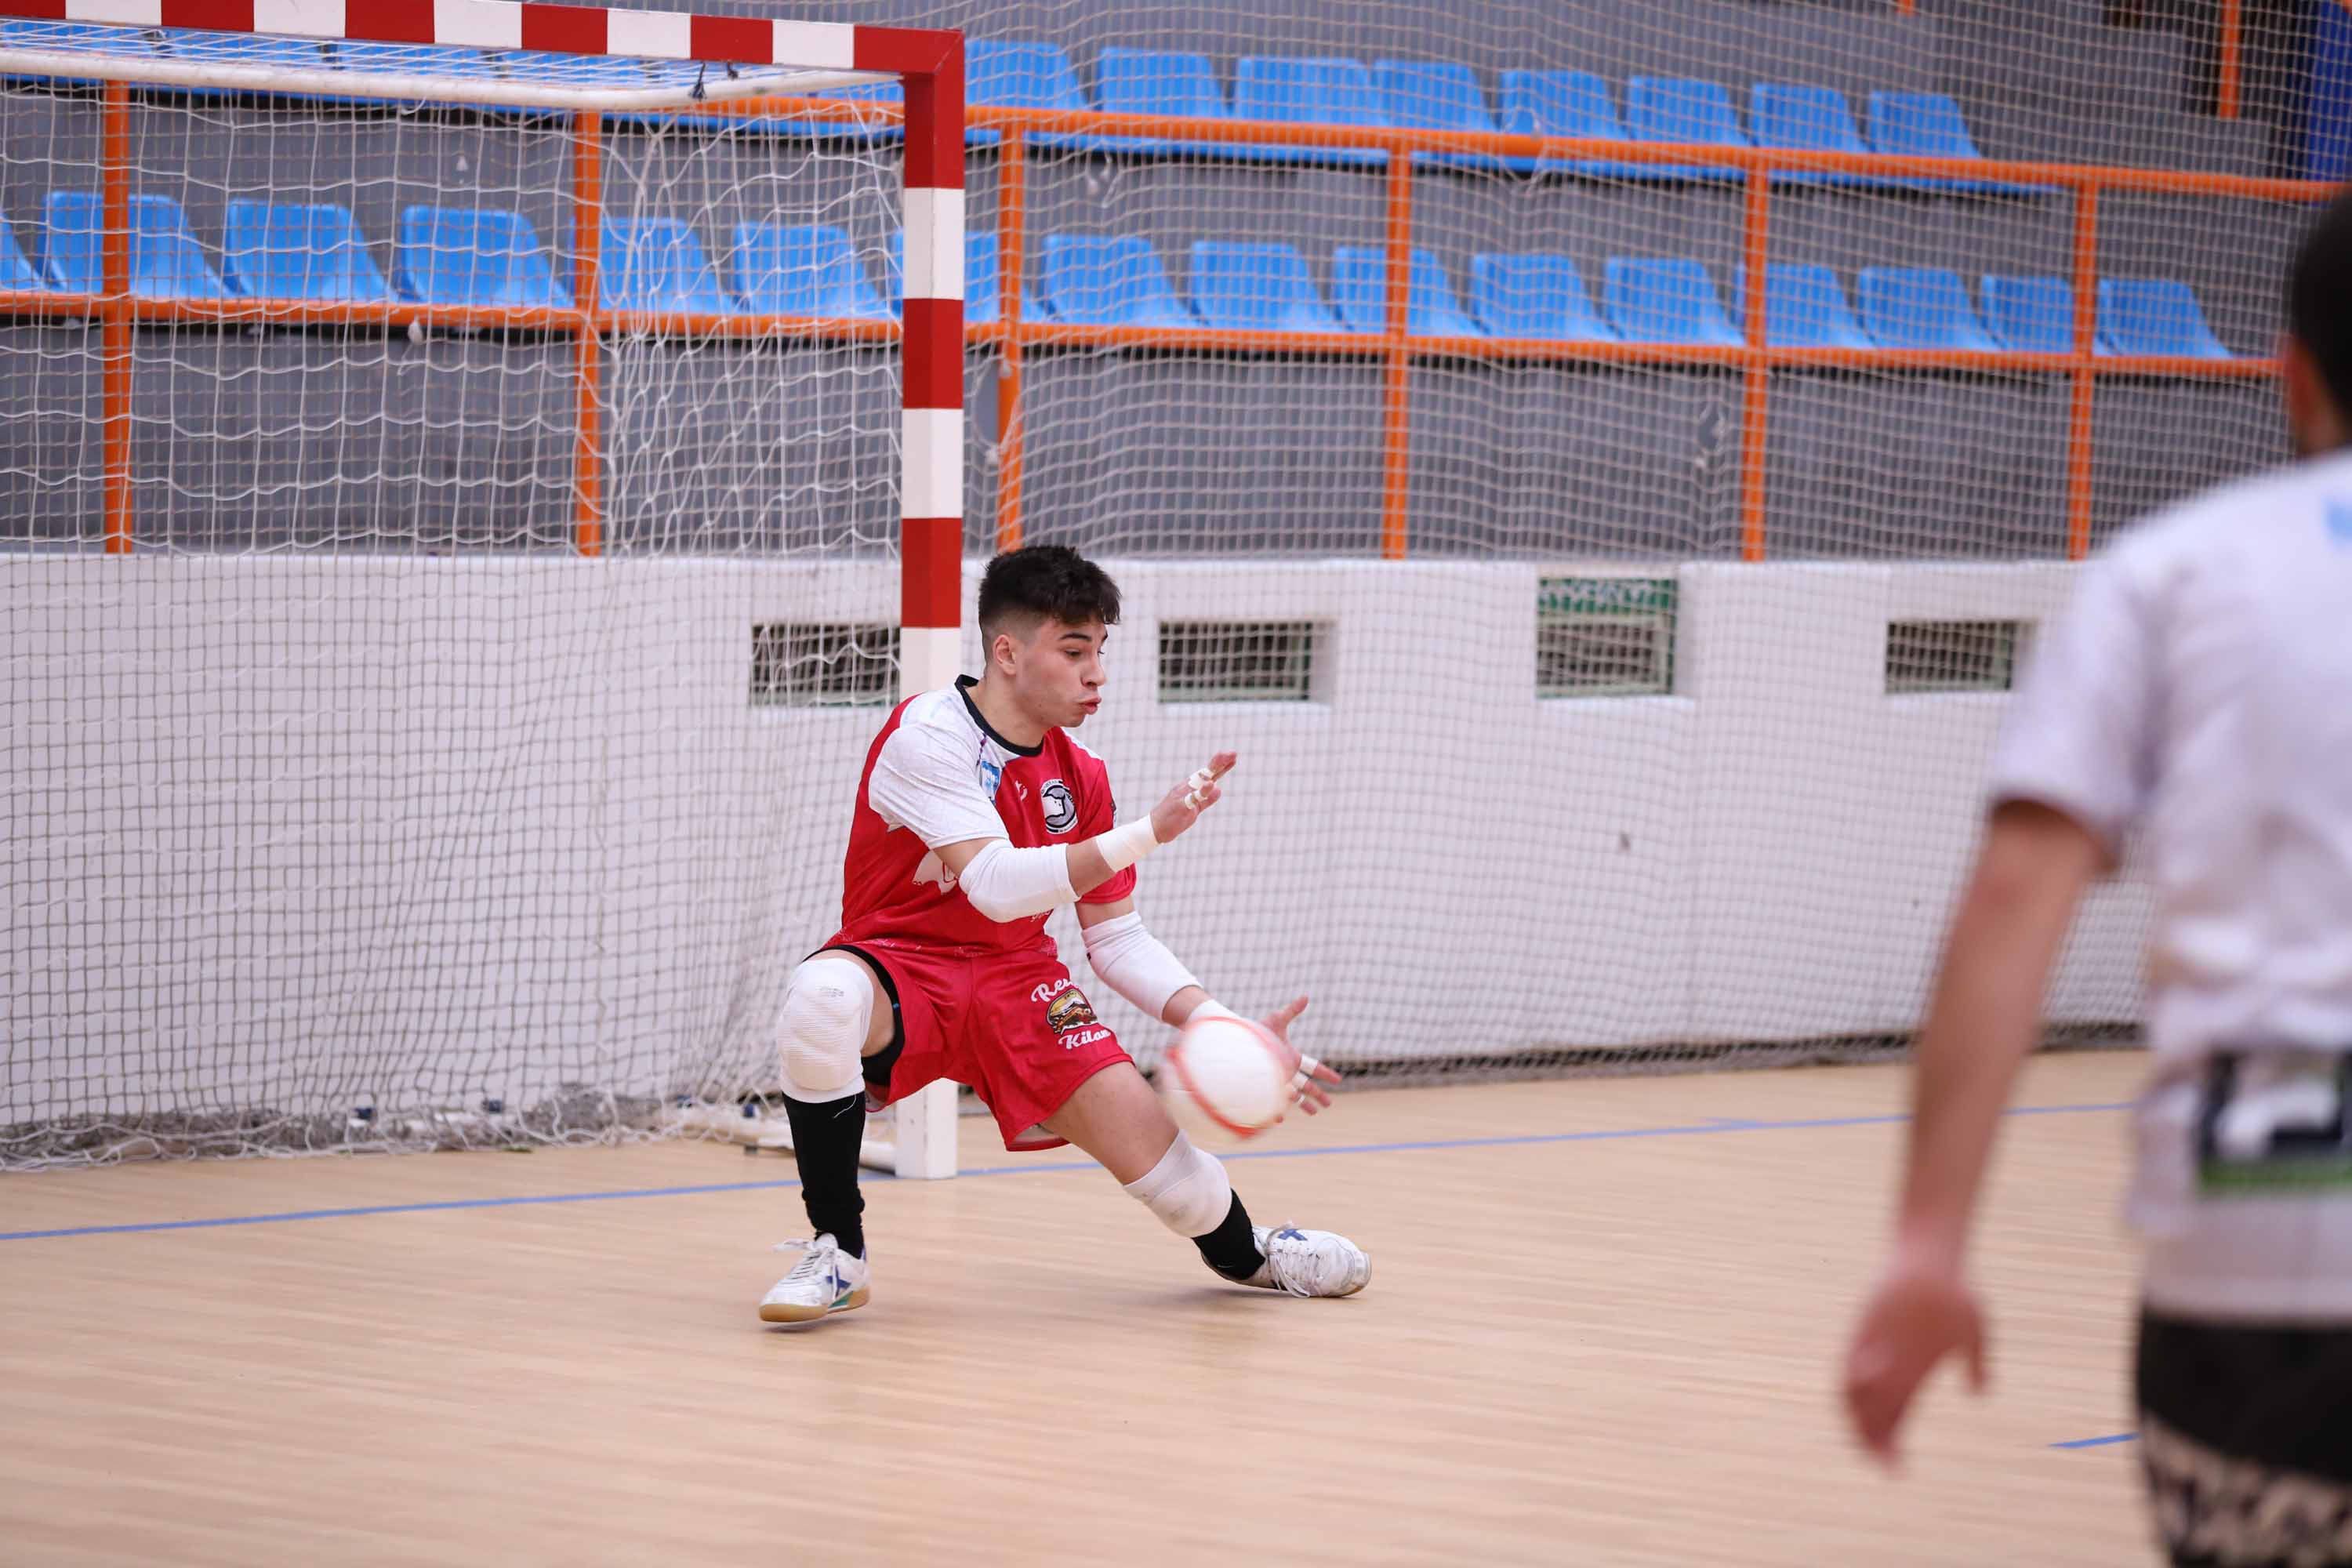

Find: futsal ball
1159;1012;1293;1149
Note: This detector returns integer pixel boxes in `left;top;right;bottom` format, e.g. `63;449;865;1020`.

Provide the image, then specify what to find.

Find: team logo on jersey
1044;981;1099;1037
1041;780;1076;834
977;756;1004;800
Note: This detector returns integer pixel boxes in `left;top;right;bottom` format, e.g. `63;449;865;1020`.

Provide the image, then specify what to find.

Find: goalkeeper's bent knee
779;955;873;1103
1121;1131;1232;1237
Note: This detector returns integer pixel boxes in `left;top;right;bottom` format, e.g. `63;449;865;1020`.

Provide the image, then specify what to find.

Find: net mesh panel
4;1;2315;1164
1;26;908;1163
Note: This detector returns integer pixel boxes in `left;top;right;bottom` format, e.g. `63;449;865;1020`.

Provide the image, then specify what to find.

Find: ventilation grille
1885;619;2023;695
1157;621;1320;702
1537;578;1676;698
750;622;898;707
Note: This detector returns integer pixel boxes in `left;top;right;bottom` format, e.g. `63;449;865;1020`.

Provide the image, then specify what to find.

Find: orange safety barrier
9;89;2332;560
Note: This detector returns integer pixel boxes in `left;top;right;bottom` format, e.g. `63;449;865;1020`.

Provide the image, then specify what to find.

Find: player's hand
1149;752;1236;844
1842;1254;1988;1468
1257;995;1340;1116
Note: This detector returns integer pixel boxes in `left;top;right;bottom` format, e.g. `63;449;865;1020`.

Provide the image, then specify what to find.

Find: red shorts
825;935;1132;1152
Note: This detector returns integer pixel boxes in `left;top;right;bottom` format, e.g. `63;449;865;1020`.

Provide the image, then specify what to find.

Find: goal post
0;2;964;1174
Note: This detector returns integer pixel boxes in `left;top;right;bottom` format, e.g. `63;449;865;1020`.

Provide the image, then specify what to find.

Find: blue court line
0;1099;2132;1244
2053;1432;2139;1450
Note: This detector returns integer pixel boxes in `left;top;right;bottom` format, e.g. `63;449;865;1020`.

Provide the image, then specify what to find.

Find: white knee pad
1121;1131;1233;1239
779;955;873;1104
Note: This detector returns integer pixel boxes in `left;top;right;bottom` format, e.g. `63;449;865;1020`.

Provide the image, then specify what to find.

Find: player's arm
1843;546;2156;1467
1842;802;2103;1463
1076;896;1340;1115
869;729;1237;924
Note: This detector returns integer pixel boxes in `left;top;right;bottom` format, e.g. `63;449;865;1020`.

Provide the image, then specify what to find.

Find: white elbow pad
1083;911;1201;1021
955;839;1077;921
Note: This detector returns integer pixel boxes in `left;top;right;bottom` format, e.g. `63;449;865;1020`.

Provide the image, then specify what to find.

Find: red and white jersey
833;677;1134;956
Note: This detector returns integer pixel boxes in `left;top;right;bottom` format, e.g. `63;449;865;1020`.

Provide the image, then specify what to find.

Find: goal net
2;1;2331;1172
0;5;964;1167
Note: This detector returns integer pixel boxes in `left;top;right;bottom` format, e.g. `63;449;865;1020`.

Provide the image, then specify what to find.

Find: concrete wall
2;556;2149;1127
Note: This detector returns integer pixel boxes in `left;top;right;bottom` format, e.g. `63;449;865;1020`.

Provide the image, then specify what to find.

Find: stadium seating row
0;193;2233;357
934;44;2014;193
0;21;2014;191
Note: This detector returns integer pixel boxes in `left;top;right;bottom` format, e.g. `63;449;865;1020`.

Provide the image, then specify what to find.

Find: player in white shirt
1842;188;2352;1566
758;546;1370;1323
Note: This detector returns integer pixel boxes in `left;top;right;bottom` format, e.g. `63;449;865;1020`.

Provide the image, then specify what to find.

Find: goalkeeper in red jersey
757;546;1367;1323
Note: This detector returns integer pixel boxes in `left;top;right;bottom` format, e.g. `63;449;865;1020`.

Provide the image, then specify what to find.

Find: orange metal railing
8;89;2329;561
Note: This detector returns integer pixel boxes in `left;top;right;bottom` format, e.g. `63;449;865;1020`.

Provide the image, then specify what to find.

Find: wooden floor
1;1053;2153;1566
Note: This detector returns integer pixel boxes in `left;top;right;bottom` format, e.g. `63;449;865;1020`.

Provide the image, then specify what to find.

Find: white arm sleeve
956;840;1077;922
1083;911;1202;1022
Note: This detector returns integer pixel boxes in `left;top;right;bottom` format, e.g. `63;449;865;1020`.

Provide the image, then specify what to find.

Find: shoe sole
757;1285;869;1324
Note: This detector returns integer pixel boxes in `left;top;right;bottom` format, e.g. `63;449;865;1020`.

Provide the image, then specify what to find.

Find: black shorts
2138;1308;2352;1566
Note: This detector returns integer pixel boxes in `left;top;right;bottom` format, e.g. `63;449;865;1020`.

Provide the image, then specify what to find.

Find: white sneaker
757;1234;871;1323
1243;1224;1370;1298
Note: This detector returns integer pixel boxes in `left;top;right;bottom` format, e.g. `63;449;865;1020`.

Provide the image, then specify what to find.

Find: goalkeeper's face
1007;615;1109;730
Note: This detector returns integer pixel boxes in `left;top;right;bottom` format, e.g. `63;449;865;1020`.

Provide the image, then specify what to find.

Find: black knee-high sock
1193;1190;1263;1282
783;1092;866;1258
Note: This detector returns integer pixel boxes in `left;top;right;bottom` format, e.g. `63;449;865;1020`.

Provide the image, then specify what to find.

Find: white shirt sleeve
867;721;1006;850
1985;550;2161;855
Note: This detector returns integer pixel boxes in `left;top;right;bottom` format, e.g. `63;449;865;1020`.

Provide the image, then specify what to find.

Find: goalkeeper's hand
1259;995;1339;1116
1149;751;1236;845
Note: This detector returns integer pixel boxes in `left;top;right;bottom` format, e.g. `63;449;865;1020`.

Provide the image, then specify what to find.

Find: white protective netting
2;1;2332;1166
0;20;916;1163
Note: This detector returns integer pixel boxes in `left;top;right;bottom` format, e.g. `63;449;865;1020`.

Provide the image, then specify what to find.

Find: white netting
0;23;911;1163
3;2;2331;1166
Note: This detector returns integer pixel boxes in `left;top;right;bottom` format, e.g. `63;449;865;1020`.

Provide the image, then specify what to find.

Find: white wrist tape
954;839;1076;922
1187;1000;1241;1023
1083;912;1201;1022
1093;816;1161;874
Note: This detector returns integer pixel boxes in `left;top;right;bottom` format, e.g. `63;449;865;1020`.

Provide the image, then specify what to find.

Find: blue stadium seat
1856;267;1999;350
1;20;154;83
885;229;1043;325
1232;56;1387;168
42;191;232;299
1602;256;1741;346
1982;274;2077;353
2096;278;2231;358
1089;48;1236;158
1374;60;1519;175
967;39;1088;149
1495;69;1657;180
1748;83;1887;190
0;212;45;292
1739;263;1872;349
1865;91;2037;196
168;26;333;69
599;216;730;314
729;223;888;319
1330;245;1483;336
394;205;572;308
1040;234;1197;328
1624;77;1747;183
1468;253;1615;341
222;200;392;302
1188;241;1343;332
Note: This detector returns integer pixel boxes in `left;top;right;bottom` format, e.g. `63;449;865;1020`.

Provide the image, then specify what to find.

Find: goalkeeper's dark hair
2289;184;2352;416
978;546;1121;637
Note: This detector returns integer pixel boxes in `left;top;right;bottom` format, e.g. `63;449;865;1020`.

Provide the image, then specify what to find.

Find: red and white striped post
858;24;967;1179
